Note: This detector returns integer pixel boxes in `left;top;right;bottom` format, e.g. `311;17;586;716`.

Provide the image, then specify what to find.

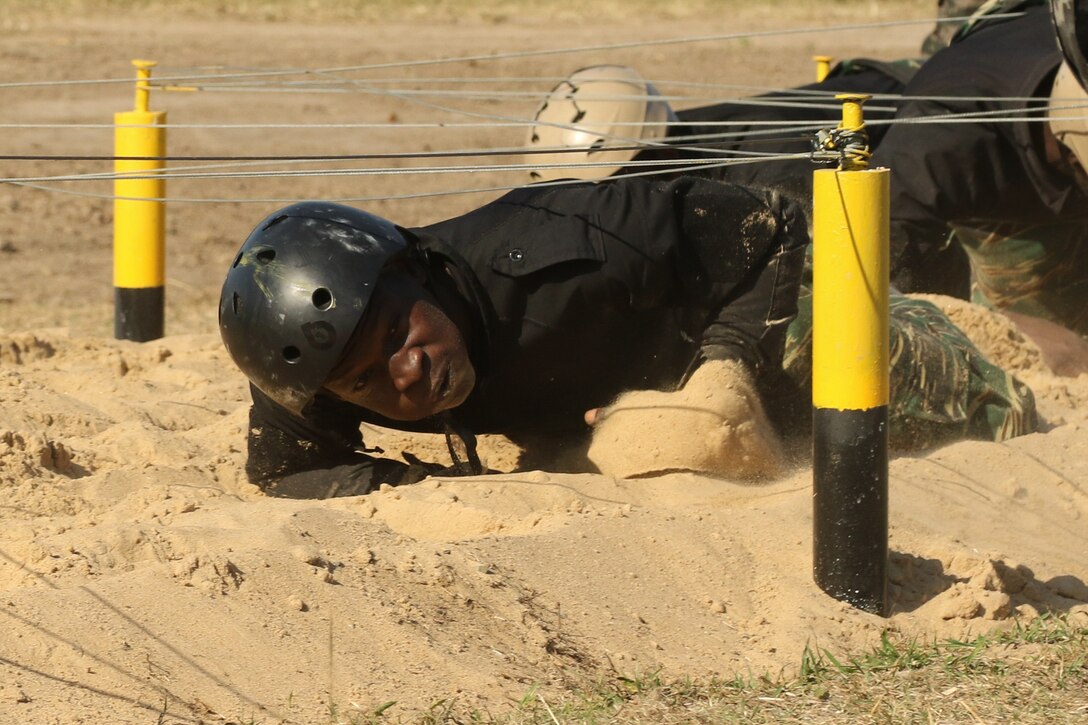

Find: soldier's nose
389;346;425;393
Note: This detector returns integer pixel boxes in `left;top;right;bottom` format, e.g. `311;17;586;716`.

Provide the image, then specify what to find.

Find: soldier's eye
353;370;372;393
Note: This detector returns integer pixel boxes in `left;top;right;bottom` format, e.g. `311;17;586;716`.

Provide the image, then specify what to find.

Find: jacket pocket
489;214;606;277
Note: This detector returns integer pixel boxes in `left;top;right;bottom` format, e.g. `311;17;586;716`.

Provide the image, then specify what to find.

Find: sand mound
1;330;1086;723
587;360;784;480
908;293;1050;375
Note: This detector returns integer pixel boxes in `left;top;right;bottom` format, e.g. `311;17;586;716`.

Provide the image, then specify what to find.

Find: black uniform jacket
244;176;807;497
870;4;1079;295
663;61;913;202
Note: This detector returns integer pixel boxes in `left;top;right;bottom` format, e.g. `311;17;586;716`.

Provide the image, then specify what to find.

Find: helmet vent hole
256;248;276;264
232;252;243;268
232;292;241;315
282;346;301;364
311;287;333;311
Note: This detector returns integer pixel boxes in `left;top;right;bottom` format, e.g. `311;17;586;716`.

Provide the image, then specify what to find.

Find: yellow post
811;93;889;616
813;55;833;83
114;59;166;341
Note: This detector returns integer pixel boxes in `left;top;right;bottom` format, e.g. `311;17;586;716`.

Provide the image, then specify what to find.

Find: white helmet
525;65;678;182
1048;60;1088;170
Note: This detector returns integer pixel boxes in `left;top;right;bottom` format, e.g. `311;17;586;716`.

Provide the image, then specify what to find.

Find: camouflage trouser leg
954;222;1088;337
780;286;1038;449
922;0;1045;55
920;0;991;55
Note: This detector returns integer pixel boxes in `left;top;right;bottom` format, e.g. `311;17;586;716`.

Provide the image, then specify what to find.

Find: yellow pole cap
835;93;870;132
131;59;157;113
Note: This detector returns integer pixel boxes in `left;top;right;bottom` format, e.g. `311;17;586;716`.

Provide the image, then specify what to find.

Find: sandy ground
1;3;1087;723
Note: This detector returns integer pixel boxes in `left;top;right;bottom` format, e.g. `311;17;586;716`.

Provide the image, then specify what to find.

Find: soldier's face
323;265;475;421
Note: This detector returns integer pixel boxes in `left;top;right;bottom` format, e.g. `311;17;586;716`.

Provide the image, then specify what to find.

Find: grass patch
328;614;1088;724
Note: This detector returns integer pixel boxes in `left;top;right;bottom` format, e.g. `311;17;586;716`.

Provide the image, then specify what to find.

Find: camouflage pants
954;222;1088;336
920;0;992;55
778;285;1038;450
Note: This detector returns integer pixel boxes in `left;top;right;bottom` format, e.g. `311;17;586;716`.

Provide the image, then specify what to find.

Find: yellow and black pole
811;94;889;616
813;55;834;83
114;59;166;341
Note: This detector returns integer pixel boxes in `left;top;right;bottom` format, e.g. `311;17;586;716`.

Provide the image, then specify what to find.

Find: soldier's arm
671;179;808;379
537;176;806;379
871;97;1000;297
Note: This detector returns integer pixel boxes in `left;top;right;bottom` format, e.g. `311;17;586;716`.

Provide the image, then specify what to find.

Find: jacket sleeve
870;98;994;298
871;3;1063;298
245;384;438;498
669;178;808;379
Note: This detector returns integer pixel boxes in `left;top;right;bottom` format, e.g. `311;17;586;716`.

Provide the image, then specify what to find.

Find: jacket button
508;248;524;262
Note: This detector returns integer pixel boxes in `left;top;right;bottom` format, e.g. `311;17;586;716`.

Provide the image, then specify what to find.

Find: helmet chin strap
439;412;485;475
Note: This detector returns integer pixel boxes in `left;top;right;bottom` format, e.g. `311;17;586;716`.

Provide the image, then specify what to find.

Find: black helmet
219;201;408;416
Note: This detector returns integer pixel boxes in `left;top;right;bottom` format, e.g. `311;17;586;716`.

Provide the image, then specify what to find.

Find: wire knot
811;126;871;170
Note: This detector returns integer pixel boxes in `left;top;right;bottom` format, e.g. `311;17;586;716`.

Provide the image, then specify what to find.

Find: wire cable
3;153;820;205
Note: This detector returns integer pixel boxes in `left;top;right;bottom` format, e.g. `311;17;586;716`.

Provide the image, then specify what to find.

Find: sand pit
1;327;1087;723
1;3;1087;723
